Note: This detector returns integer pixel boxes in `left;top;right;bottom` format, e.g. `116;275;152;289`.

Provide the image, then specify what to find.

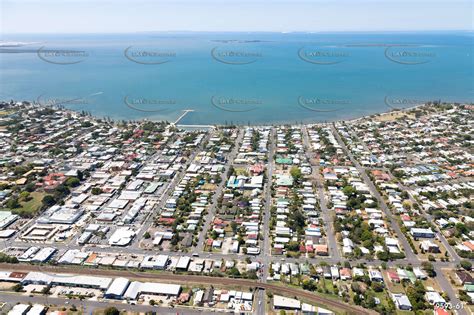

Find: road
302;126;341;261
0;292;218;315
388;169;461;264
344;122;461;264
196;129;243;253
133;131;213;247
256;127;275;315
330;124;468;315
330;124;418;263
434;265;468;315
0;263;376;315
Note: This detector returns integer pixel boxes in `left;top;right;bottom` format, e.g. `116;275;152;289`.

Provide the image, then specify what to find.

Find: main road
330;124;418;263
0;292;216;315
196;129;243;253
0;263;377;315
256;127;275;315
330;124;467;315
302;126;341;261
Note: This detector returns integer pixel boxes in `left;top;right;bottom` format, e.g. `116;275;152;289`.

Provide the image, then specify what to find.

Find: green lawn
5;192;46;217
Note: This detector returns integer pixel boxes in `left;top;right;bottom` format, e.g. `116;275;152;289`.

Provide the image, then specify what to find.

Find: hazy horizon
2;0;473;34
2;30;474;36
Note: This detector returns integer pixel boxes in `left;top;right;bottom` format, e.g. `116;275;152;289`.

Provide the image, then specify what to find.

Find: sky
1;0;473;34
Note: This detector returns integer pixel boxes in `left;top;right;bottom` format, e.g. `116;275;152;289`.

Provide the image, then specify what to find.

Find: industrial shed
123;281;181;300
22;272;112;290
105;277;130;299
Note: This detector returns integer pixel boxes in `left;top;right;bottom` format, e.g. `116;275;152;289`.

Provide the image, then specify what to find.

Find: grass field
373;111;416;122
0;111;13;116
4;192;46;217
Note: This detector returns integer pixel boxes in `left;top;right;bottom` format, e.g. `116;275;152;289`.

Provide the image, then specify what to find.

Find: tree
406;280;427;311
103;307;120;315
288;209;306;234
19;191;31;202
302;279;317;291
6;198;20;209
170;232;180;246
290;166;302;182
42;195;56;207
371;282;384;292
460;260;472;271
65;177;80;187
25;183;36;192
41;285;51;295
343;185;356;196
402;200;412;210
143;232;151;239
353;294;362;305
228;267;241;277
286;241;300;252
230;221;238;234
421;261;436;277
246;270;258;279
0;252;19;263
400;191;409;200
12;283;23;292
91;187;103;195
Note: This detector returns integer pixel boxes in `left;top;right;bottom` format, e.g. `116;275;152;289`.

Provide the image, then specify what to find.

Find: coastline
1;99;460;127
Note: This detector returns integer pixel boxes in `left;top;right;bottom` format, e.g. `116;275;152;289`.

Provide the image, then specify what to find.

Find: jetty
173;109;194;125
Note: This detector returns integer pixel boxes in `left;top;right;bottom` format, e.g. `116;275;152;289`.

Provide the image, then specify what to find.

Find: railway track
0;263;376;315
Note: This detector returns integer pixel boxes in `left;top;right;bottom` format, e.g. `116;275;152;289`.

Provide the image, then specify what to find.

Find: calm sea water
0;32;473;125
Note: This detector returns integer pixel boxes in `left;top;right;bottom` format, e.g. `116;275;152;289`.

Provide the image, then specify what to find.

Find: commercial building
123;281;181;300
273;295;301;310
22;272;112;290
105;277;131;299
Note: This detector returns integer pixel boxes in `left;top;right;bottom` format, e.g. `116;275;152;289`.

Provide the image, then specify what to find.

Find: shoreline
1;99;468;127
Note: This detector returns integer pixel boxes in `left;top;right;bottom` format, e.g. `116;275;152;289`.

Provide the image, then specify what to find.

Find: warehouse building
176;256;191;270
124;281;181;300
22;272;112;290
104;277;131;299
273;295;301;310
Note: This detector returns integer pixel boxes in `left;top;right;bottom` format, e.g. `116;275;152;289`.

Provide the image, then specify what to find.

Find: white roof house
392;293;412;310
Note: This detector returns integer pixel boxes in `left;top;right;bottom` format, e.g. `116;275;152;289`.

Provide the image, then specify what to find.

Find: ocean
0;32;473;125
